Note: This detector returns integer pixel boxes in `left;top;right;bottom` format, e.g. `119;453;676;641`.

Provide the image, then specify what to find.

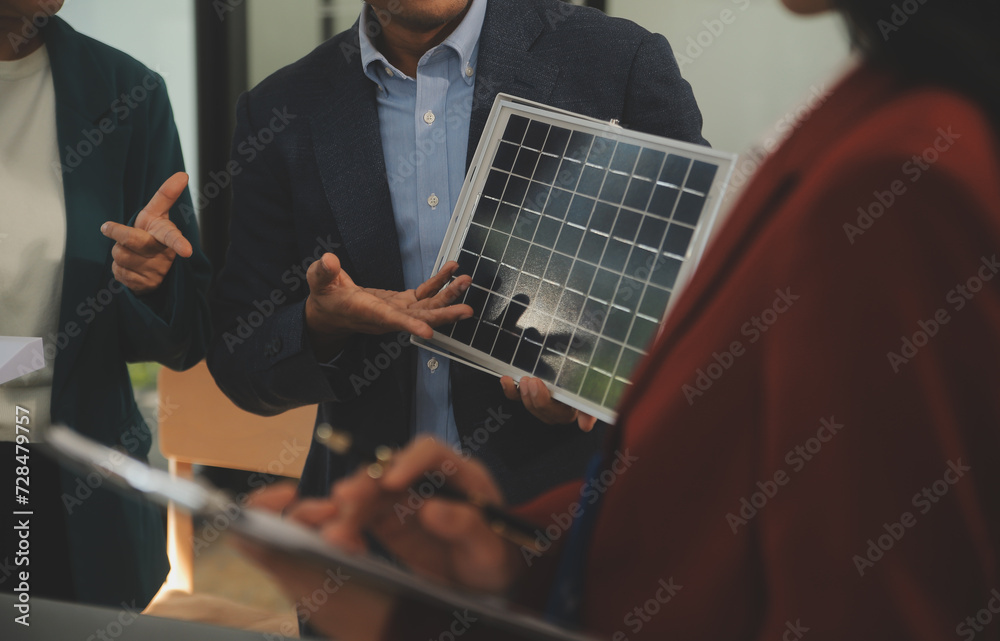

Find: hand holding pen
245;435;530;602
315;425;543;551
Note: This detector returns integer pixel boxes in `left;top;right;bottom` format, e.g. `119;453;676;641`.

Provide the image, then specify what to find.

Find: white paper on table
0;337;44;385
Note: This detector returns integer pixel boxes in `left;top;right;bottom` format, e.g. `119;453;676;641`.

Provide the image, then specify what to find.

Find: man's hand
500;376;597;431
244;438;521;594
236;483;394;641
101;172;193;296
322;437;521;592
236;439;521;638
305;253;473;359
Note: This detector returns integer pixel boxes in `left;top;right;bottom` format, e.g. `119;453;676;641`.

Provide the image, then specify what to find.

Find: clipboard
40;425;599;641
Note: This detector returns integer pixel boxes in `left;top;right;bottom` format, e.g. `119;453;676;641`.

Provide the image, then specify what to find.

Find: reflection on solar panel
414;95;736;424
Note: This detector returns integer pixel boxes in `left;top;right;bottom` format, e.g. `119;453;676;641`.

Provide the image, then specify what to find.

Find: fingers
509;377;594;430
578;413;598;433
111;261;163;295
417;500;493;544
104;221;177;295
101;185;193;295
360;302;438;339
362;298;471;338
407;306;473;335
413;275;473;312
137;172;188;223
293;438;516;593
499;376;520;401
381;437;503;505
321;473;386;554
102;221;163;258
235;538;395;641
306;255;472;340
409;266;476;329
417;500;521;593
103;218;190;261
306;255;443;340
406;276;474;330
144;216;193;258
284;498;340;528
130;173;192;256
414;261;459;301
518;377;579;425
307;253;346;295
245;483;340;530
518;377;547;407
110;242;153;272
246;482;299;513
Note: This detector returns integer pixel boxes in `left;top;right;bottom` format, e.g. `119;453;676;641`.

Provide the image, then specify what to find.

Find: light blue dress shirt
359;0;488;446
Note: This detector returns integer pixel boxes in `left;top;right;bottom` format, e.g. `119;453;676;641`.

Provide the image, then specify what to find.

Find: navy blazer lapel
309;30;405;291
44;18;132;400
309;2;560;288
467;0;560;165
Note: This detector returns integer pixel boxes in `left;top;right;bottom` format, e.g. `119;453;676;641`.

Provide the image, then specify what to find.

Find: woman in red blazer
242;0;1000;639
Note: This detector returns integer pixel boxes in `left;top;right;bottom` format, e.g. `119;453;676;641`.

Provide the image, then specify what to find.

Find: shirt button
427;358;439;372
427;194;440;208
385;66;394;77
423;110;436;125
465;65;474;77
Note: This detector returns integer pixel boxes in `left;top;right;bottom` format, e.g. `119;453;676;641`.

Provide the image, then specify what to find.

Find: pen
314;424;542;550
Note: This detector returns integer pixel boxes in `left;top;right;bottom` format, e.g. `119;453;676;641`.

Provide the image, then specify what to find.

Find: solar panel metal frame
412;94;736;424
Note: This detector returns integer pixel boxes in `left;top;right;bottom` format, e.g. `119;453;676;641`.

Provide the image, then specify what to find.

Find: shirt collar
359;0;487;87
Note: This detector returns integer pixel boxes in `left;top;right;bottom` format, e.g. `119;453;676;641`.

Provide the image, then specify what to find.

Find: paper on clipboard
0;337;44;385
40;425;599;641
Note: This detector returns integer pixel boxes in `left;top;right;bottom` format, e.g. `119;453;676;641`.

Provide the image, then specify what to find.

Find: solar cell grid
421;99;734;423
452;119;710;407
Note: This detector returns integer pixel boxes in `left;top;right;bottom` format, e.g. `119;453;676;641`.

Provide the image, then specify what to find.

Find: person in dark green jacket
0;1;211;609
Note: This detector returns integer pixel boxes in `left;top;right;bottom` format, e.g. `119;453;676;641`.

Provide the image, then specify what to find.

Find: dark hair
835;0;1000;130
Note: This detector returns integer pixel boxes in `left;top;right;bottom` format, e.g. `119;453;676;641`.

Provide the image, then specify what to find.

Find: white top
0;44;68;442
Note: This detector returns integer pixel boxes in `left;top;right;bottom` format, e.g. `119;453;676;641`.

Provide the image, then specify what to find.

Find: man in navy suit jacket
208;0;706;504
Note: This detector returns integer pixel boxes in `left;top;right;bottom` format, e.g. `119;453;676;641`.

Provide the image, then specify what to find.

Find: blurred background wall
59;0;199;187
241;0;852;154
607;0;850;153
56;0;852;192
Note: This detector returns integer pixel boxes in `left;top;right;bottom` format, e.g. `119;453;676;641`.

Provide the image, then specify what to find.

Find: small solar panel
413;95;736;424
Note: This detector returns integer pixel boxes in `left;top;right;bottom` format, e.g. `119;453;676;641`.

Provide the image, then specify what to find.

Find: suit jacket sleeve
622;32;708;147
207;91;375;416
116;74;212;371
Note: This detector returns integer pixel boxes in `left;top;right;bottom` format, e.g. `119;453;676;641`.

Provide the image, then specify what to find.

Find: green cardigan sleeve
116;72;212;370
